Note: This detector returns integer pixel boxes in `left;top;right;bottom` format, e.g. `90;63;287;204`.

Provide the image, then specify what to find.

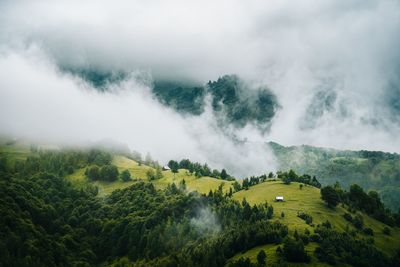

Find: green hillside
232;181;400;262
269;142;400;212
228;243;327;267
1;140;400;266
67;155;234;196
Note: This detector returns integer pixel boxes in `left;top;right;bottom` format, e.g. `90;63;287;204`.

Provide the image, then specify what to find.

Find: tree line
167;159;234;181
320;183;400;226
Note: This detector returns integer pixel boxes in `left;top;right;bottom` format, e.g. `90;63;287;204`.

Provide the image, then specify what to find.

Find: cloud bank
1;0;400;176
0;47;276;177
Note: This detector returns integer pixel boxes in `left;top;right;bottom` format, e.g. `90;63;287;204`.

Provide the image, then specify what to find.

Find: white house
275;196;284;202
162;165;171;171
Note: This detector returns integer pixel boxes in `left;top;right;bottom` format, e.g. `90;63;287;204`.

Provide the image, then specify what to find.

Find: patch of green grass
0;142;32;163
227;242;329;267
66;166;141;196
113;156;234;194
66;156;234;196
152;170;234;194
233;181;400;256
66;168;87;187
112;156;152;180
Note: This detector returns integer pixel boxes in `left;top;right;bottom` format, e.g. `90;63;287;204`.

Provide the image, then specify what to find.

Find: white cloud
0;0;400;177
0;47;277;176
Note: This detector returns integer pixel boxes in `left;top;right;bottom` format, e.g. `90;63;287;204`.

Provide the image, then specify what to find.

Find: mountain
66;69;280;132
269;142;400;212
1;139;399;266
153;75;279;132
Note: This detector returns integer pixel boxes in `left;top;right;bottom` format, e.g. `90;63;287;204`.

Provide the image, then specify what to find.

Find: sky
0;0;399;177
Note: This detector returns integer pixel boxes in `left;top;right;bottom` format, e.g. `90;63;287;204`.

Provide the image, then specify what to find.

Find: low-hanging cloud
1;0;400;177
0;47;277;177
190;207;221;235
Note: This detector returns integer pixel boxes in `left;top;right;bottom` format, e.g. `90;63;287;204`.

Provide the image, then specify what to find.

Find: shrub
363;228;374;236
276;246;283;255
86;165;100;181
310;234;321;242
146;169;156;180
322;220;332;229
383;226;391;235
99;164;119;182
343;213;353;222
257;250;267;266
297;212;313;225
353;214;364;229
282;238;310;263
304;228;310;236
120;170;131;182
321;186;340;207
300;234;309;245
282;176;291;184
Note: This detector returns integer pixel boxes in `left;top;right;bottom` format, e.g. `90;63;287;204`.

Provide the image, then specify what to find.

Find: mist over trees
151;75;279;133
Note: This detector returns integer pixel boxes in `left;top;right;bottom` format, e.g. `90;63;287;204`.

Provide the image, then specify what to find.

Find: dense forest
0;147;400;266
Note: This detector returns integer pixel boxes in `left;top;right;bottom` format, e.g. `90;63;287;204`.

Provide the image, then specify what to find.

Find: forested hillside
153;75;279;131
1;141;400;266
269;142;400;212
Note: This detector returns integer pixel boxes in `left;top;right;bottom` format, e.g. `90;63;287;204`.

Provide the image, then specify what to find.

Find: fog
0;47;277;176
1;0;400;176
190;207;221;235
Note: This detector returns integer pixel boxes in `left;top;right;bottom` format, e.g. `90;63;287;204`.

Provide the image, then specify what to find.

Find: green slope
2;140;399;266
66;155;234;196
228;243;329;267
269;142;400;212
231;181;400;265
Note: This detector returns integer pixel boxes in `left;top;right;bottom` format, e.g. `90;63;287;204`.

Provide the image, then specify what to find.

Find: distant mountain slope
269;142;400;212
152;75;279;132
65;68;280;131
152;80;206;115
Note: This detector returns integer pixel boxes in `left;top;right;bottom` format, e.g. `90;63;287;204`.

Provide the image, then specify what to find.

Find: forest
0;147;399;266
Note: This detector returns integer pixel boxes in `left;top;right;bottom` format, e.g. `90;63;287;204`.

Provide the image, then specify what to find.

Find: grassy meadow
66;155;234;196
232;181;400;259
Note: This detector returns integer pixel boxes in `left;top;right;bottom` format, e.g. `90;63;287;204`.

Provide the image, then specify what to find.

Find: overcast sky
1;0;400;176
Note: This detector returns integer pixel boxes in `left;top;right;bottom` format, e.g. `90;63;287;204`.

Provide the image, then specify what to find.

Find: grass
0;141;32;162
151;169;234;194
112;156;151;180
227;243;330;267
112;155;235;194
233;181;400;256
66;155;234;196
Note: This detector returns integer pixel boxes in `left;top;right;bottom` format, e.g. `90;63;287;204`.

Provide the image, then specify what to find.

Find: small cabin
162;165;171;171
275;196;284;202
